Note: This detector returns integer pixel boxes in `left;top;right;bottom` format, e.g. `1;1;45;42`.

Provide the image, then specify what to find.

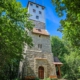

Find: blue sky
17;0;65;38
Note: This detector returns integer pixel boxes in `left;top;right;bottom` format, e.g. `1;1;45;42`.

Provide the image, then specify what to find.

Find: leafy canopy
51;36;80;79
51;36;69;57
64;51;80;80
0;0;33;79
51;36;69;77
52;0;80;48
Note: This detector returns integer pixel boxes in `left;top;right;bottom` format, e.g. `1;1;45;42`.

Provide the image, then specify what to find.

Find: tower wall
29;33;51;53
22;51;56;78
19;1;57;79
28;2;45;23
30;20;45;29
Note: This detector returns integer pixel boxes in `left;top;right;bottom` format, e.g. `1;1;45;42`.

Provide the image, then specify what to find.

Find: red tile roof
32;28;50;36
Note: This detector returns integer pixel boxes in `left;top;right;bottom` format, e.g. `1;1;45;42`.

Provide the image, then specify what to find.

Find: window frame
36;16;39;19
42;7;44;10
36;5;39;8
39;11;42;14
33;9;36;13
39;35;41;37
38;44;42;48
30;3;33;6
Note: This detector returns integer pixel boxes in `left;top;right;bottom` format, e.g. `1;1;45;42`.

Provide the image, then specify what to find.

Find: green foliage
0;0;33;80
64;51;80;80
51;79;58;80
51;36;69;77
51;36;69;59
51;36;80;80
51;1;80;78
52;0;80;48
44;78;51;80
35;77;40;80
44;78;58;80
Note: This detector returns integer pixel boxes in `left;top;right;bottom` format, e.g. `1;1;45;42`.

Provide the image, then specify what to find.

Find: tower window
36;29;41;32
33;9;36;13
38;44;42;48
36;5;39;8
36;16;39;19
42;7;44;10
39;11;42;14
30;3;33;6
39;35;41;37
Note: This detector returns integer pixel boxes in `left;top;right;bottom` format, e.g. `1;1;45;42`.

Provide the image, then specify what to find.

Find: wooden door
38;66;44;79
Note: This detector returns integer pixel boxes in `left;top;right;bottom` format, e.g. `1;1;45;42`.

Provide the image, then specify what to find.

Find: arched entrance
38;66;44;79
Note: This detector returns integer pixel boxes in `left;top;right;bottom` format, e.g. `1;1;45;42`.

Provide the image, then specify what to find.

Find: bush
35;77;39;80
44;78;58;80
44;78;50;80
51;79;58;80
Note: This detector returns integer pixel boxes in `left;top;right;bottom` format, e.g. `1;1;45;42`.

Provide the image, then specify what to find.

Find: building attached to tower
19;1;61;80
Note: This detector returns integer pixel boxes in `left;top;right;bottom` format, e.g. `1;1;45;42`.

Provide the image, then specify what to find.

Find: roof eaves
27;1;45;8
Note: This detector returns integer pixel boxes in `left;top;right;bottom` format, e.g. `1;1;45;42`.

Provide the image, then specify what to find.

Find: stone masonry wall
20;18;56;79
30;19;45;29
28;33;52;53
22;50;56;78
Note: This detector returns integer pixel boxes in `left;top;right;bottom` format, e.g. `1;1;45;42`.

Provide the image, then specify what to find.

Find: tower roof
53;57;63;65
32;28;50;36
27;1;45;9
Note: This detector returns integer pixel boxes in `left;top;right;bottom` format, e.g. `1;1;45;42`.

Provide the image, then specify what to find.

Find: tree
52;0;80;48
51;1;80;79
64;51;80;80
51;36;69;58
51;36;80;80
0;0;33;79
51;36;69;76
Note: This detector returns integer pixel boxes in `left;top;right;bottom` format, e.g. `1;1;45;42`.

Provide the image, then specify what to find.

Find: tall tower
20;1;57;79
27;1;52;53
28;1;45;23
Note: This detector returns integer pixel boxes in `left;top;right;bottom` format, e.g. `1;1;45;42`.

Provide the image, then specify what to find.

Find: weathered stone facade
30;19;45;29
19;1;57;79
21;50;56;78
20;27;57;79
29;33;51;53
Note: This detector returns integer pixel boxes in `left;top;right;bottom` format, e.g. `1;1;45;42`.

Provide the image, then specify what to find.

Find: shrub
35;77;39;80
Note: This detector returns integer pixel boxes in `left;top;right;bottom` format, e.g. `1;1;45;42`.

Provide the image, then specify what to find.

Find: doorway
38;66;44;79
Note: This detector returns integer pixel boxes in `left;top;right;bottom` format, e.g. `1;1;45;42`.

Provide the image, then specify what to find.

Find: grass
44;78;58;80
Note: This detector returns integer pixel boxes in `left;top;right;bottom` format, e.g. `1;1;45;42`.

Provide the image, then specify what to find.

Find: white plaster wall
28;3;45;23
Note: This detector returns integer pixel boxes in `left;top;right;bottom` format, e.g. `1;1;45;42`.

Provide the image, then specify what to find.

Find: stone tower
19;1;57;79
